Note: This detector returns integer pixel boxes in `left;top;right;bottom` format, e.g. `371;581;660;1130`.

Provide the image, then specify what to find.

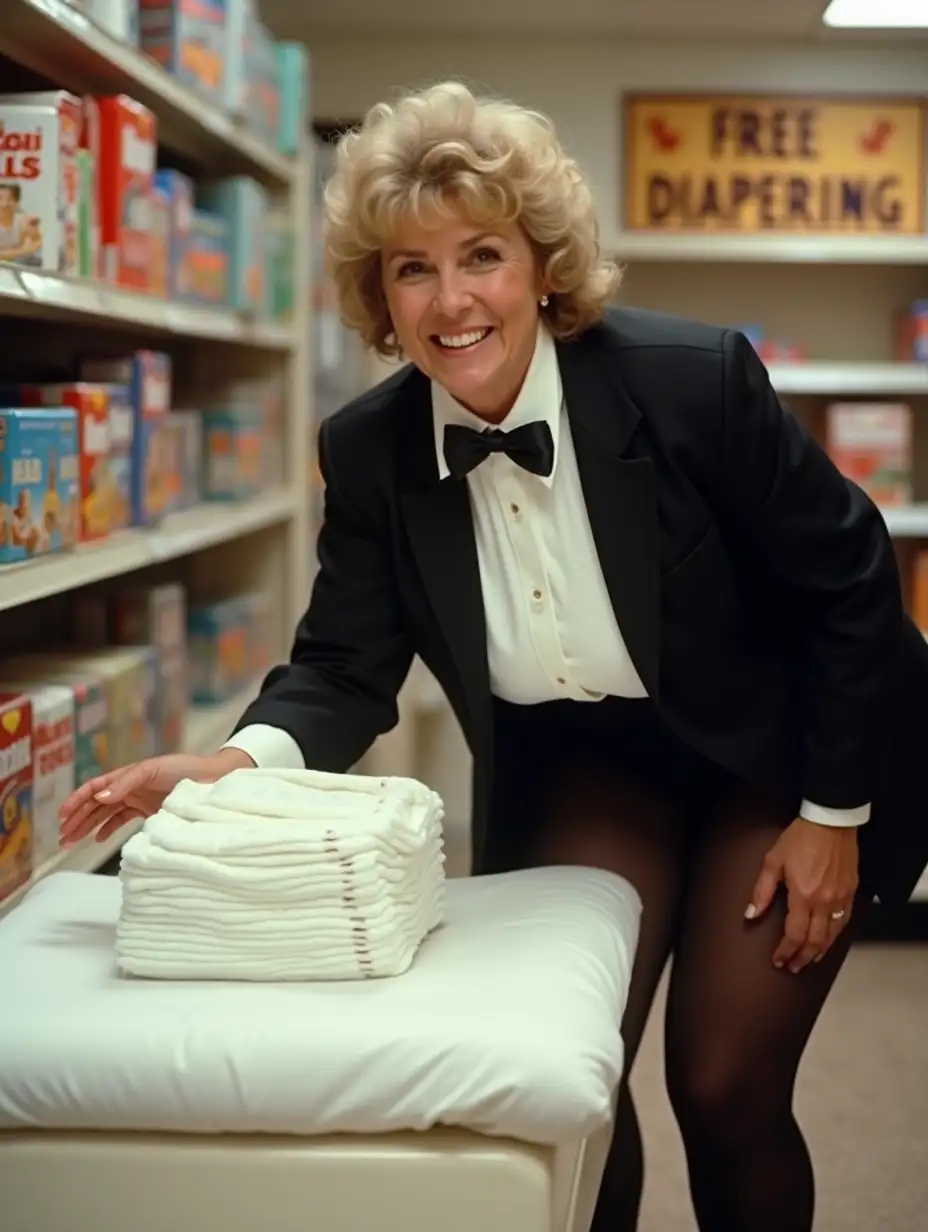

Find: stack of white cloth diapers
115;767;446;982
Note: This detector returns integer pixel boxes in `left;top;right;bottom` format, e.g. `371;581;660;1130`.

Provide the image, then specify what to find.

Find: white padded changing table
0;867;641;1232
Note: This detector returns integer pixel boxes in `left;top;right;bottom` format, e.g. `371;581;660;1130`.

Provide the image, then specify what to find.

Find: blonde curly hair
323;80;621;357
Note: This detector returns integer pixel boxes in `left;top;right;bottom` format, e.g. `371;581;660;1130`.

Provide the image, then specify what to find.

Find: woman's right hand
59;746;256;847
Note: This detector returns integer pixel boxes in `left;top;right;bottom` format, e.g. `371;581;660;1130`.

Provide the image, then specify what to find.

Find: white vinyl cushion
0;867;641;1145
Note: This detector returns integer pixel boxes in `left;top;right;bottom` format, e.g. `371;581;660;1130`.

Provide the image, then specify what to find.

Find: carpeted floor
633;943;928;1231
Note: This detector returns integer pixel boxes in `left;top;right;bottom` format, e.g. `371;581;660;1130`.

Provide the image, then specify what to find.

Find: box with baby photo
0;408;80;564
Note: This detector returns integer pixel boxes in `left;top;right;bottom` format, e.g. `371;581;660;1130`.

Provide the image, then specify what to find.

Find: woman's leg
664;782;871;1232
526;754;691;1232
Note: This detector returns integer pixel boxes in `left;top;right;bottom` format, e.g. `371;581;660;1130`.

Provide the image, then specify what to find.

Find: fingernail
790;965;801;974
95;790;111;801
773;959;784;969
744;904;756;919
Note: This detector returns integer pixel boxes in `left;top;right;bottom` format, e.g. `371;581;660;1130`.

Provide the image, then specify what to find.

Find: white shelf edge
911;868;928;903
2;0;295;185
881;506;928;537
613;232;928;265
0;677;266;918
769;362;928;397
0;488;296;613
0;264;296;349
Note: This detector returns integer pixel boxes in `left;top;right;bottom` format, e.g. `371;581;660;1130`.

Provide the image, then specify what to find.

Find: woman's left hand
747;818;860;972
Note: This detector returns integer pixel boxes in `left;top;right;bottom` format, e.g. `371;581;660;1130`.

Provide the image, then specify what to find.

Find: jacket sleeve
229;414;414;770
717;328;904;810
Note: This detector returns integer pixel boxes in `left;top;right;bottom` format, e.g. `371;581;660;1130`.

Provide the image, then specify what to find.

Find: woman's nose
434;272;474;317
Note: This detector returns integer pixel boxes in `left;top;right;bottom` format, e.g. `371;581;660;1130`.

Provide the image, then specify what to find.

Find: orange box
95;95;157;292
23;383;113;541
911;550;928;632
0;691;33;904
825;402;912;508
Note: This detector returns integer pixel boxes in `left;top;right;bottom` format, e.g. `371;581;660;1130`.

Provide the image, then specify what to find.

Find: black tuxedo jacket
235;307;928;905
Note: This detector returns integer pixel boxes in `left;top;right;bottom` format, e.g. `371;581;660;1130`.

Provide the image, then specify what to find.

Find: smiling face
380;208;546;422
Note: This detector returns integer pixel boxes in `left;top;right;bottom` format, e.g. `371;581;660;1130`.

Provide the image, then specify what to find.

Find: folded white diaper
115;767;447;982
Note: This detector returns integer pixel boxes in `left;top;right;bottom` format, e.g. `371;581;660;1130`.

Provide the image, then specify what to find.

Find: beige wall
309;37;928;255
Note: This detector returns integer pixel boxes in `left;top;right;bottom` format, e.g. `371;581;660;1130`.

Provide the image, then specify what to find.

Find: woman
60;82;928;1231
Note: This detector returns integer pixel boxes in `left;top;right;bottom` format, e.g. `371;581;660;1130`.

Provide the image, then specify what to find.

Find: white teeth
437;328;490;349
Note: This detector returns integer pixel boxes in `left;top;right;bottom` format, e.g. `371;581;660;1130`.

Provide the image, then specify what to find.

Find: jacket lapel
556;330;662;699
398;372;490;735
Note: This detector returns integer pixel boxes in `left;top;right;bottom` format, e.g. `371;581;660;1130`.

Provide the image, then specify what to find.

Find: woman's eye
471;247;501;265
396;261;425;279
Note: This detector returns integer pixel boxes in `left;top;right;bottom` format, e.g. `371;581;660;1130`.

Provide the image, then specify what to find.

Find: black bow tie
443;420;555;481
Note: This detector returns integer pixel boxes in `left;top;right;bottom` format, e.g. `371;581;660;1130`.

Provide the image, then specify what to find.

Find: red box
0;692;33;903
96;95;157;292
23;383;112;542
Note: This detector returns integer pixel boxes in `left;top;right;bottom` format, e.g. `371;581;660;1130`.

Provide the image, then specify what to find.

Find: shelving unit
0;6;313;906
0;676;267;918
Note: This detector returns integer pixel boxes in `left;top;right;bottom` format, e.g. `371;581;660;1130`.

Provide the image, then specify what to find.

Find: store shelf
0;677;266;918
769;362;928;397
0;489;295;613
0;0;294;186
912;867;928;903
881;506;928;537
614;233;928;265
0;263;295;349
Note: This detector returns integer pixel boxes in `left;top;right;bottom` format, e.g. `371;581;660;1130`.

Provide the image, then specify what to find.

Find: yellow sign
622;94;926;235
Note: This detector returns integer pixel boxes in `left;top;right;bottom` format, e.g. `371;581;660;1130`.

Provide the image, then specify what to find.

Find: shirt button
532;588;542;600
510;502;520;515
557;676;566;685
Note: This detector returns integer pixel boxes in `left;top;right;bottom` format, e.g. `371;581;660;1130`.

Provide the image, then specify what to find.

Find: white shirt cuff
222;724;306;771
799;798;870;827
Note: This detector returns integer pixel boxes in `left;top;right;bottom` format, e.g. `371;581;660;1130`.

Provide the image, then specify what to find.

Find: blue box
200;403;263;501
139;0;228;105
186;209;229;306
187;596;249;704
98;383;134;530
0;409;80;565
198;177;268;314
155;168;195;300
78;351;171;527
275;42;308;156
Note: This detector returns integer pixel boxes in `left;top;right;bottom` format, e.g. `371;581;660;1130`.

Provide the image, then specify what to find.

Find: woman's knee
665;1044;791;1151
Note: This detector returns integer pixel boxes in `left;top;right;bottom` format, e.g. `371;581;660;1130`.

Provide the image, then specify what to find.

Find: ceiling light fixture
822;0;928;26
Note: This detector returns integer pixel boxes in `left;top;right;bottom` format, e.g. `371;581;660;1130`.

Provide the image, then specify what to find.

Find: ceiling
259;0;925;41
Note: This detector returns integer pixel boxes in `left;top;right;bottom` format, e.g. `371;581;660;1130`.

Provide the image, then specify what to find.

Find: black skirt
481;694;759;875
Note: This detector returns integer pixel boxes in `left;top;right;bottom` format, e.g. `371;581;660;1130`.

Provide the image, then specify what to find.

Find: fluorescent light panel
822;0;928;26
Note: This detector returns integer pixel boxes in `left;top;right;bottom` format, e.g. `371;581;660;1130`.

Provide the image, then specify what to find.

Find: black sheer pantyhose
484;705;868;1232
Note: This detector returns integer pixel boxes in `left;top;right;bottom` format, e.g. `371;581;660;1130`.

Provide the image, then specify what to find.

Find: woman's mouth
431;327;494;354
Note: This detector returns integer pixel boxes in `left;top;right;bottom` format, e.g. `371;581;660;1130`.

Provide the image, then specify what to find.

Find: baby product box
34;647;155;770
240;587;273;677
96;94;157;291
154;168;194;299
139;0;227;105
265;209;294;320
275;42;308;156
22;384;112;541
200;402;263;500
912;549;928;633
0;408;80;565
79;351;171;527
95;382;133;530
198;177;268;314
0;681;74;867
0;692;33;903
0;657;109;786
0;92;81;275
149;176;170;298
825;402;912;508
245;17;279;146
0;91;82;276
186;208;228;305
223;0;251;115
171;408;203;510
187;596;250;704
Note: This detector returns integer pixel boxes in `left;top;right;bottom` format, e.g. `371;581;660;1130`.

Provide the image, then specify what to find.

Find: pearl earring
540;294;549;307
